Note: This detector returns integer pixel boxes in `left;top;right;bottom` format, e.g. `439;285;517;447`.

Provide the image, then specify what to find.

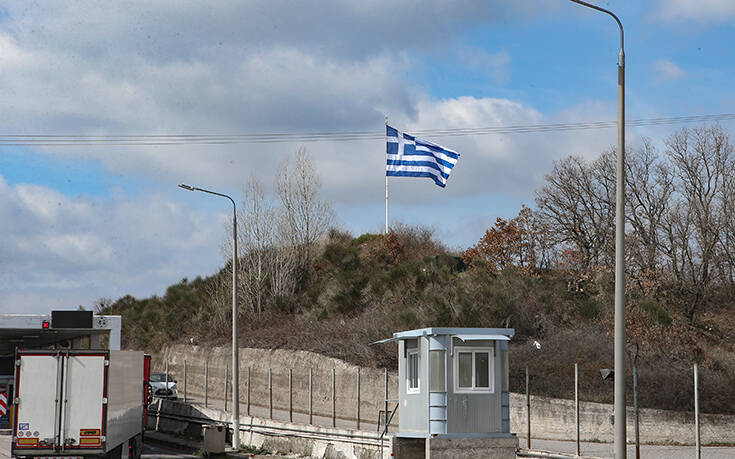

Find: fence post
384;368;388;432
289;368;293;423
205;360;209;408
225;365;229;412
575;363;580;456
356;368;361;430
694;363;700;459
332;368;336;427
526;364;530;449
247;366;251;417
309;368;313;425
165;359;169;397
269;368;273;420
183;359;187;403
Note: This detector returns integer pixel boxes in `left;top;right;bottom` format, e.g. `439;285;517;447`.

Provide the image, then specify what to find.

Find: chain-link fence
153;355;398;433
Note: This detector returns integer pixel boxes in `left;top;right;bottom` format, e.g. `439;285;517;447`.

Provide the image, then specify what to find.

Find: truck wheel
105;444;123;459
132;433;143;459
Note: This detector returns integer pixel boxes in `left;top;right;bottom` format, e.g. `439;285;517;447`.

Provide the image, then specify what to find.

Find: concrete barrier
509;392;735;444
151;398;390;458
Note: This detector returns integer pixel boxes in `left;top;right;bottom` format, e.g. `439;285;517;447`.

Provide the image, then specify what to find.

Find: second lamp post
178;183;240;449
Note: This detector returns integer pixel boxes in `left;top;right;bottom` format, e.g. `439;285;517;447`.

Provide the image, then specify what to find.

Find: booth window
430;350;446;392
407;350;419;392
455;348;493;393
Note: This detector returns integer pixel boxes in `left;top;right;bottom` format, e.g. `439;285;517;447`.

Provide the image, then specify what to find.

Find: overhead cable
0;113;733;146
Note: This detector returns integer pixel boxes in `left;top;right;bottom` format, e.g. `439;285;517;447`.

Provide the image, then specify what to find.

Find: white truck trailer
11;349;148;459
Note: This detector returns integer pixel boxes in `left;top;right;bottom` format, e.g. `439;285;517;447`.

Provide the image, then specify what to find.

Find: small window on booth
430;350;445;392
455;348;493;393
407;350;419;393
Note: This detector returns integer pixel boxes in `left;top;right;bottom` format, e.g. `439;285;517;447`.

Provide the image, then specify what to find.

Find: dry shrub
232;308;396;369
510;324;614;403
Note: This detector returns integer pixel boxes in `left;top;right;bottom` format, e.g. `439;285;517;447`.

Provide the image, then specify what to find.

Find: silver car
149;372;178;399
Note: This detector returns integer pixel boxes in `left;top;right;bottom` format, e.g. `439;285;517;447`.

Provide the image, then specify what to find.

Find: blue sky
1;1;734;313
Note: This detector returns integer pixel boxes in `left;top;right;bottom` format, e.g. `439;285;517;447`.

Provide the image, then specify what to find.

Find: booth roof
370;327;514;346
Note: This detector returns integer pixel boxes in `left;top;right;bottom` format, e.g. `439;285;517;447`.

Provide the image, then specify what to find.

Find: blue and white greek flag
386;125;459;187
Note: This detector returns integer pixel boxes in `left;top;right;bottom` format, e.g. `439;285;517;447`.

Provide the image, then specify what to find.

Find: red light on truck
42;320;50;329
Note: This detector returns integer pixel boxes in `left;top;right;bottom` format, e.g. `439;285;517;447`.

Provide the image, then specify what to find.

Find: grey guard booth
379;327;515;439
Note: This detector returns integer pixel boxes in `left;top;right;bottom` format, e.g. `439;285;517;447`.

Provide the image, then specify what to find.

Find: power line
0;113;733;147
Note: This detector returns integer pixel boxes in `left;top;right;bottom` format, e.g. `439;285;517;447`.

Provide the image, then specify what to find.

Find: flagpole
385;115;389;234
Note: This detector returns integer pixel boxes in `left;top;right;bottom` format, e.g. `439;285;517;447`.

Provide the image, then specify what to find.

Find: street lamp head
178;184;194;191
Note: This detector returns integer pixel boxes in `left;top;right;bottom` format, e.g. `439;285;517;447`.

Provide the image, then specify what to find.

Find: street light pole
567;2;626;457
178;184;240;449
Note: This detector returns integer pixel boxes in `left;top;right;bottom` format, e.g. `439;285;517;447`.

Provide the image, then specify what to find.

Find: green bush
638;299;672;325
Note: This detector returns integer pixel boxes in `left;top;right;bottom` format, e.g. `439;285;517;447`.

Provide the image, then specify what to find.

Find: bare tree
535;153;615;271
276;147;334;270
625;139;674;295
202;271;235;338
719;149;735;286
236;176;297;315
238;178;274;315
662;126;732;322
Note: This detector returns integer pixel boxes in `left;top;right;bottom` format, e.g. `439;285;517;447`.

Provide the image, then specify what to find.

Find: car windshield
149;373;170;383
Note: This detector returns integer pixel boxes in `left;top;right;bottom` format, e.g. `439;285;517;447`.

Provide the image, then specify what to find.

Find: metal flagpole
385;115;389;234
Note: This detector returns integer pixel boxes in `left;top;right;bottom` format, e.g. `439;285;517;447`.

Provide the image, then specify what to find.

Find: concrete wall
426;436;517;459
151;398;390;459
391;436;518;459
510;392;735;445
160;345;735;445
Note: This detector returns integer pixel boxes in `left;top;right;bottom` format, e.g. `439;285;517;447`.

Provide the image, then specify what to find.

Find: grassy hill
98;224;735;415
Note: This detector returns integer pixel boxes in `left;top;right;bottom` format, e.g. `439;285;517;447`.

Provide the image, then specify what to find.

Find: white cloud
651;59;686;82
655;0;735;23
0;1;561;200
0;1;629;309
0;33;32;67
0;176;226;313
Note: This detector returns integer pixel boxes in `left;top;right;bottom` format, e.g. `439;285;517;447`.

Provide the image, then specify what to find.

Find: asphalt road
0;434;293;459
142;435;301;459
141;440;199;458
522;436;735;459
3;431;735;458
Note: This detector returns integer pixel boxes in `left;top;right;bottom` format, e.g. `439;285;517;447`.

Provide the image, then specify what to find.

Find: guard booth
377;328;518;459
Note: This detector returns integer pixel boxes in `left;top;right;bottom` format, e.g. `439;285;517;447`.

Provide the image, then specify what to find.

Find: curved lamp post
178;184;240;449
568;1;626;457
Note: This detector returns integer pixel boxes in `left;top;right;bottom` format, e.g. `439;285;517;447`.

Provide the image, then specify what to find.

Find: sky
1;0;735;313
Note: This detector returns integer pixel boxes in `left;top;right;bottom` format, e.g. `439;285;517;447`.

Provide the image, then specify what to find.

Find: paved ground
0;433;299;459
4;424;735;458
0;434;8;459
521;436;735;459
143;433;301;459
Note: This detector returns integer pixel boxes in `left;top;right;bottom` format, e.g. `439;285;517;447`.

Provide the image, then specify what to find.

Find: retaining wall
159;345;735;445
151;398;390;459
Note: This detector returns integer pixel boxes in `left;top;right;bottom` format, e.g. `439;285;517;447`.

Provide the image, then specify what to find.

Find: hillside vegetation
98;126;735;415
